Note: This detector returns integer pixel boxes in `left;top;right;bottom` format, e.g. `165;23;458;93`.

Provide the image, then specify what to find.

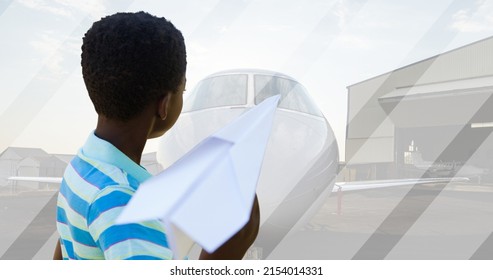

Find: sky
2;0;493;159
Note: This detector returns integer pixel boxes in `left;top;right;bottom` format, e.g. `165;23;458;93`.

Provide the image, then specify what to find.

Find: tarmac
268;182;493;259
1;181;492;260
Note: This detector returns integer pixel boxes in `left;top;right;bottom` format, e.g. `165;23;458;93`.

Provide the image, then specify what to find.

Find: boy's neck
94;115;151;165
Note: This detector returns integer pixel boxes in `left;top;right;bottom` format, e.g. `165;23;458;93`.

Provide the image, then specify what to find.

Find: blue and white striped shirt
56;132;173;260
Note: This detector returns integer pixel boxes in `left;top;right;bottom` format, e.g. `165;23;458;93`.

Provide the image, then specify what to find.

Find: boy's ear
157;94;170;120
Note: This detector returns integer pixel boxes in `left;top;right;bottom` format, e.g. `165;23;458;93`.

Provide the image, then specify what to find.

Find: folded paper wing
116;95;280;259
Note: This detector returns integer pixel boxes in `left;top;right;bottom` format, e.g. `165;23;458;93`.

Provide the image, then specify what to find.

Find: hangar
345;36;493;183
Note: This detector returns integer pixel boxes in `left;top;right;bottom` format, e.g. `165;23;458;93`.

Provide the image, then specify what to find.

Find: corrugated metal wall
346;36;493;164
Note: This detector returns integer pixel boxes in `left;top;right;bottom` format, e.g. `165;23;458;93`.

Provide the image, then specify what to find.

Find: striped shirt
56;132;173;260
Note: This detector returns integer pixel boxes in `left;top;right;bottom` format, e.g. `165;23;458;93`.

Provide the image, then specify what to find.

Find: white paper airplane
116;95;281;259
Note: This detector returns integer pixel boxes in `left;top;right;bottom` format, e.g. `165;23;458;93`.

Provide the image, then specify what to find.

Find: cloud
29;33;64;79
451;0;493;33
18;0;71;17
332;0;349;29
333;33;374;49
18;0;105;19
30;32;62;54
29;32;80;80
186;42;210;64
257;24;291;33
53;0;105;19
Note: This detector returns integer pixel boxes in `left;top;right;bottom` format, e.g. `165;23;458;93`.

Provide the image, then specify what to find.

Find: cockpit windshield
254;75;323;117
183;74;248;112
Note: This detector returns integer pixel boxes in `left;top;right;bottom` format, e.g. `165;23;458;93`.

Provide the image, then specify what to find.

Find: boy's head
81;11;187;122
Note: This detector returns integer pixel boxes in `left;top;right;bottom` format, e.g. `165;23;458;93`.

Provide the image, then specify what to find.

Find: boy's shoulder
65;132;152;192
60;151;140;227
70;151;137;190
62;152;136;206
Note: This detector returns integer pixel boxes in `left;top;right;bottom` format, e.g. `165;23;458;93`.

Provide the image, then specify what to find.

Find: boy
54;11;259;260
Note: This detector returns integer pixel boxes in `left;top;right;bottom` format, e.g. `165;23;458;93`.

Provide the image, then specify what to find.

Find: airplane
152;69;468;258
405;140;489;180
8;68;468;259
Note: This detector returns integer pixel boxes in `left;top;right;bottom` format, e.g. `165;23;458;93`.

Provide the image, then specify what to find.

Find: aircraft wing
8;176;63;184
7;176;469;192
334;177;469;192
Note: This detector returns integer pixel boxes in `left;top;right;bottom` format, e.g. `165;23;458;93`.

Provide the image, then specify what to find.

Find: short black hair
81;11;187;121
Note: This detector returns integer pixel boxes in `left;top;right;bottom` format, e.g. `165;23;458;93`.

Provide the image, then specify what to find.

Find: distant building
0;147;72;192
0;147;162;193
345;37;493;182
52;154;75;166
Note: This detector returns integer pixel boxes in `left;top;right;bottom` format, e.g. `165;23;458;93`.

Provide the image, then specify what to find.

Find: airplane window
254;75;323;117
183;74;248;112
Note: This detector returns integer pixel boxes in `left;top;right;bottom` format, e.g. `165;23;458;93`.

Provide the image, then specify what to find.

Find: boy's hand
199;194;260;260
